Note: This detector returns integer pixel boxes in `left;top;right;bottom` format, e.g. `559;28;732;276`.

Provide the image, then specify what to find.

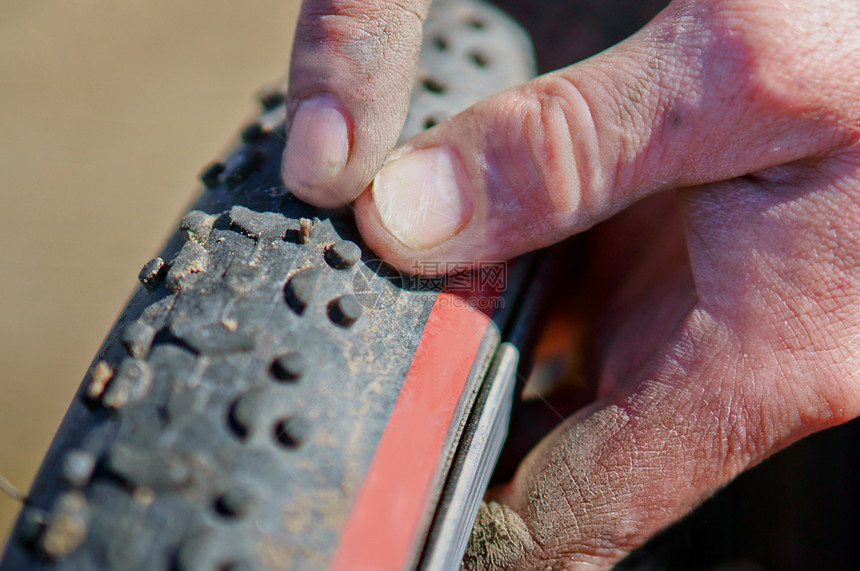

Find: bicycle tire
0;1;538;569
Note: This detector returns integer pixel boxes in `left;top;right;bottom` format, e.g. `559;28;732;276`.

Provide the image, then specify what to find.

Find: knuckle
295;12;380;64
688;0;860;144
293;0;425;101
526;73;605;227
296;0;423;56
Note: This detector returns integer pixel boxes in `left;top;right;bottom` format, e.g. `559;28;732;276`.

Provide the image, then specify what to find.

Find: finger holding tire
283;0;433;207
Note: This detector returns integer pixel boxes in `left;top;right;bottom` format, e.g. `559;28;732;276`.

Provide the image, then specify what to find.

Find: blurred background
0;0;300;542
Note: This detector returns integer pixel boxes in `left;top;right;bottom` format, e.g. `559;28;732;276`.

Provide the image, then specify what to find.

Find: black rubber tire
0;1;535;570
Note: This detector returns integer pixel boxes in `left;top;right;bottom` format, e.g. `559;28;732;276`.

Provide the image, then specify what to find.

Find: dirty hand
284;0;860;567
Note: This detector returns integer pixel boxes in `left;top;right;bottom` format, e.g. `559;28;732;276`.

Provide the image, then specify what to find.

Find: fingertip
354;190;427;274
282;94;354;207
353;144;481;273
286;178;357;209
372;145;474;250
282;0;431;208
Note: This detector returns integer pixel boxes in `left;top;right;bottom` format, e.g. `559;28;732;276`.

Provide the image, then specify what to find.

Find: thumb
354;0;853;272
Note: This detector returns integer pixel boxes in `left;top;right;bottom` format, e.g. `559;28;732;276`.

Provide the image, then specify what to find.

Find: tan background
0;0;300;543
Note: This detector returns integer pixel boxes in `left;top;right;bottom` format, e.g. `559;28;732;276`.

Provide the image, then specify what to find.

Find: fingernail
284;94;350;186
372;146;472;250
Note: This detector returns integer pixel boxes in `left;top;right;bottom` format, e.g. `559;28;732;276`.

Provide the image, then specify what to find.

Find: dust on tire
350;259;404;311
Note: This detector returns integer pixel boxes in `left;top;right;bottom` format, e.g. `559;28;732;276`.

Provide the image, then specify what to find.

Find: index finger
282;0;432;207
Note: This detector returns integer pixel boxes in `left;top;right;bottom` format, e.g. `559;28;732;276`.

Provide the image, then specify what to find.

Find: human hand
285;0;860;567
280;0;433;206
